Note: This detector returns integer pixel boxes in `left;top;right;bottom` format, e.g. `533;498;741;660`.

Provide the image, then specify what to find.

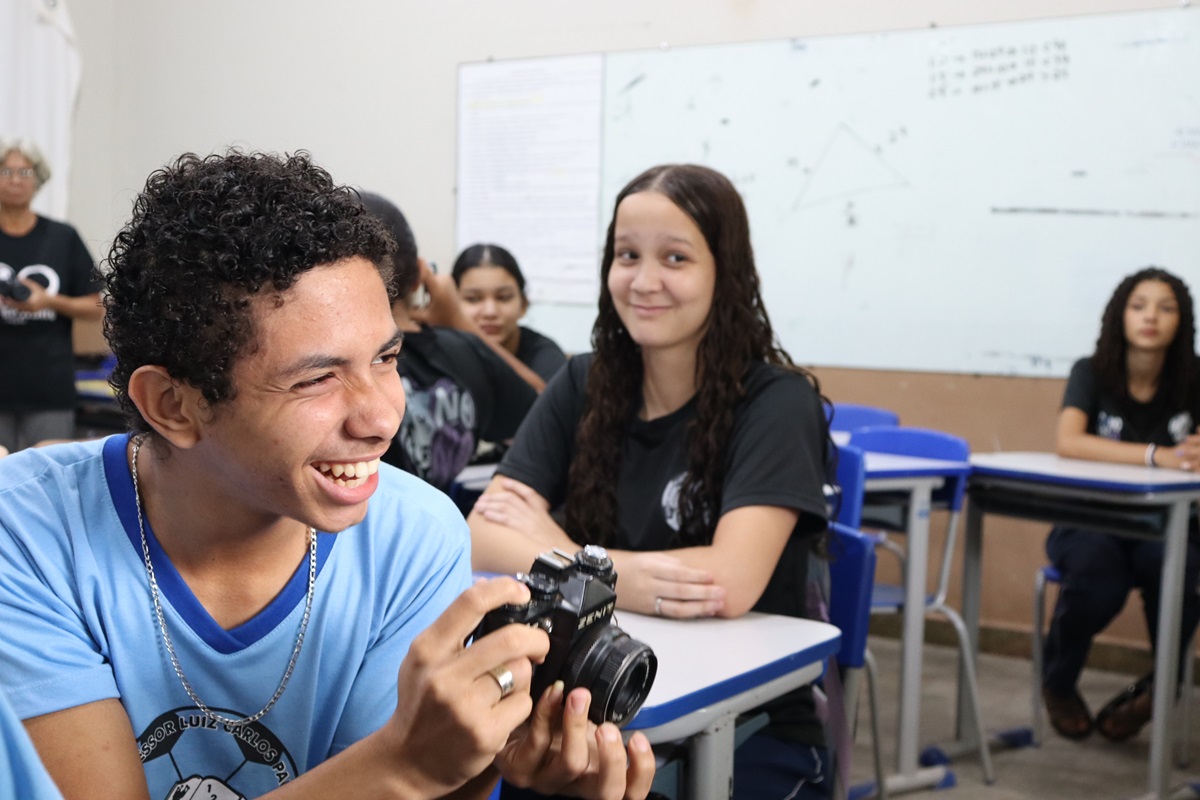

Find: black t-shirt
383;325;537;491
0;217;98;411
498;354;829;742
1062;356;1200;445
514;325;568;383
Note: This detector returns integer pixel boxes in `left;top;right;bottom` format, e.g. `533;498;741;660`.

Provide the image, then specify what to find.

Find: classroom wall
64;0;1174;651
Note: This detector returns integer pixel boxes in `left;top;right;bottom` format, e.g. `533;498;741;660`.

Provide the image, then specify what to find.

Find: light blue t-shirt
0;690;63;800
0;434;472;799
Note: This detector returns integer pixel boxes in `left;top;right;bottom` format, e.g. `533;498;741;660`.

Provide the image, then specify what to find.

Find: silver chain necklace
131;433;317;728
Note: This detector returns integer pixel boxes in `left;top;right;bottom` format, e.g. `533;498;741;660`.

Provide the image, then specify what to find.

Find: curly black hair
100;150;397;432
1093;266;1197;412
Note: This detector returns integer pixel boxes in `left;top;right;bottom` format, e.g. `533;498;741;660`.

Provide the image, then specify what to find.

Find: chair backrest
845;426;970;511
828;403;900;433
831;444;866;529
827;522;877;669
847;426;970;607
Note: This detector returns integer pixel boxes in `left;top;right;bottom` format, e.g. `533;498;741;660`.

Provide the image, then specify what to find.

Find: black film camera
475;546;657;727
0;276;31;302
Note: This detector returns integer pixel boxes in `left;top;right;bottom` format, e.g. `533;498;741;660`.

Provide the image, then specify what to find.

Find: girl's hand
471;479;571;551
411;258;472;330
613;551;725;619
1167;433;1200;471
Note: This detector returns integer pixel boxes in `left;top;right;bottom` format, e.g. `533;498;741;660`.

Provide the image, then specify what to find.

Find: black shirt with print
1062;356;1200;445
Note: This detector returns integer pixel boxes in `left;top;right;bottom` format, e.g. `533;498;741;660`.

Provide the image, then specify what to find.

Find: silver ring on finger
654;596;664;617
488;664;516;700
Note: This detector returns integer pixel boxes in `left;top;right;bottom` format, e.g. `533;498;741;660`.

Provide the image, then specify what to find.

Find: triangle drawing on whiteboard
792;124;909;210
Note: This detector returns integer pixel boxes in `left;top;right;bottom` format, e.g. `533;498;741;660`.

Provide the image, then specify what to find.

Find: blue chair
831;444;866;530
1031;565;1196;762
726;516;887;797
844;426;994;783
832;430;905;572
649;515;885;800
829;403;900;434
846;426;969;602
832;440;908;584
828;522;888;800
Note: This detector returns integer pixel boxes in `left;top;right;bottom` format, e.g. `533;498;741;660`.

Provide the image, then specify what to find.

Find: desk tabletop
619;611;839;732
456;463;499;491
971;451;1200;494
863;451;971;479
75;378;115;401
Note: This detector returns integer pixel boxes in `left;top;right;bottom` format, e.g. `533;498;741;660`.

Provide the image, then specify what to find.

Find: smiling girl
1043;267;1200;743
452;244;567;383
468;164;833;799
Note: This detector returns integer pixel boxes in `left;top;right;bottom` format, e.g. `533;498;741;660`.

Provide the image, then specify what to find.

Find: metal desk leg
955;499;985;744
1146;500;1190;799
895;485;933;777
687;715;736;800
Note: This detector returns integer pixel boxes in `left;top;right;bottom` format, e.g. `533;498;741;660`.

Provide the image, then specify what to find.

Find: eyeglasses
0;167;36;180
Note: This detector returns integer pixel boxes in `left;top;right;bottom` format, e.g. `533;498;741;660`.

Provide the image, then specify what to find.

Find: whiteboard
459;8;1200;376
457;55;604;305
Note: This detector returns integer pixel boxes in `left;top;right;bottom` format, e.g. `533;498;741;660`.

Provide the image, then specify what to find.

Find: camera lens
0;278;30;302
564;624;657;728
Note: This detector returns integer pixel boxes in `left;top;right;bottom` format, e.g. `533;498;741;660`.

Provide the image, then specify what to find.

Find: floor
848;636;1200;799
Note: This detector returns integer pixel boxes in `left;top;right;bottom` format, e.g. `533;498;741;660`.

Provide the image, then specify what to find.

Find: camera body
0;276;31;302
476;545;657;727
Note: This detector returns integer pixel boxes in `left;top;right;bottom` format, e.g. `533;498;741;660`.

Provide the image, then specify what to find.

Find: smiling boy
0;151;652;800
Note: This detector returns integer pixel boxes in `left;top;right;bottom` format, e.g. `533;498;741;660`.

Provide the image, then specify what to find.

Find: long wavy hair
563;164;828;548
1093;267;1197;412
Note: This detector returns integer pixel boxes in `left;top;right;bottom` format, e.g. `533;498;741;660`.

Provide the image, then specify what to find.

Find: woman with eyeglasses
0;137;104;452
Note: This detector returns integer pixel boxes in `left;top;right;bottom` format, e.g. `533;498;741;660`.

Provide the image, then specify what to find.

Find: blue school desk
855;451;974;794
620;611;840;800
964;452;1200;800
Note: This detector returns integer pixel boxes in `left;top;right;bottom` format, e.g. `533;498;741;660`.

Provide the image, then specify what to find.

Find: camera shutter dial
577;545;611;571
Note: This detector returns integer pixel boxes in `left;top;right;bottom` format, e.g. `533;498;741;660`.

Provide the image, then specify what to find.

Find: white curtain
0;0;81;221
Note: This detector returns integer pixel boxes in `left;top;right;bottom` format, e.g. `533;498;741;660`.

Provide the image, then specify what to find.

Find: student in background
469;164;833;800
361;194;538;492
1043;267;1200;742
0;137;103;452
452;244;568;383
